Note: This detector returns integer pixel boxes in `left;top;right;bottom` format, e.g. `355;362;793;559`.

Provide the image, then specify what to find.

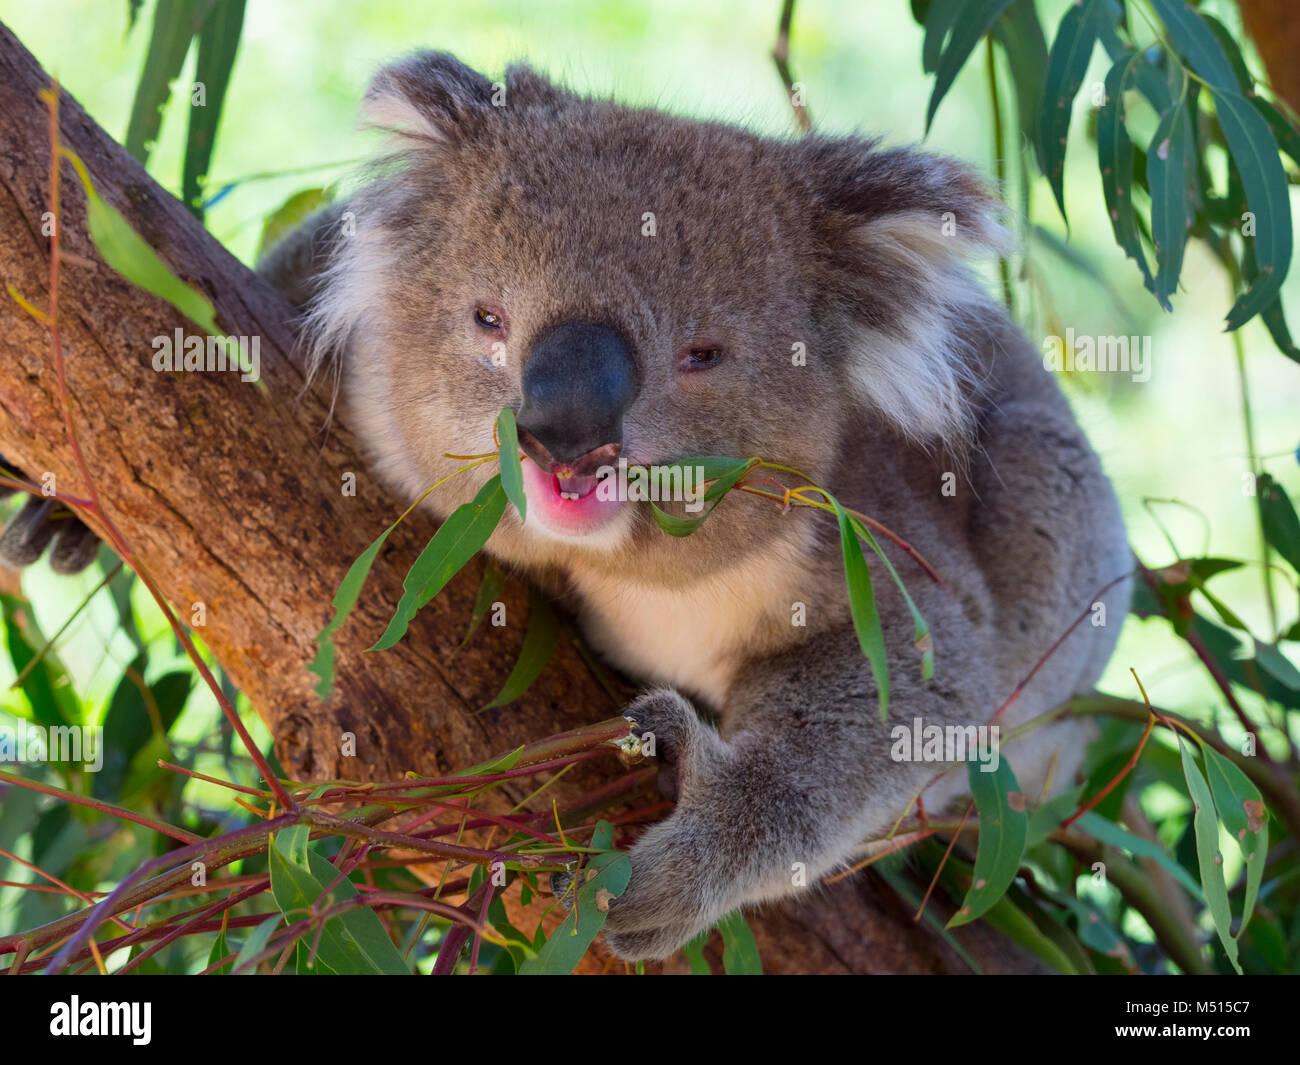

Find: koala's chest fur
567;546;821;710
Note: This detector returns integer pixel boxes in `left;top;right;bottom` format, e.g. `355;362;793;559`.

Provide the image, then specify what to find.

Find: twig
771;0;812;133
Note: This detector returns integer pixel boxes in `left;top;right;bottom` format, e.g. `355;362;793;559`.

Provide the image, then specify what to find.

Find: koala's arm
592;626;955;961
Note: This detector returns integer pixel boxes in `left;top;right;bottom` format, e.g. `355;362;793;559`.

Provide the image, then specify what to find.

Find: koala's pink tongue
522;461;620;537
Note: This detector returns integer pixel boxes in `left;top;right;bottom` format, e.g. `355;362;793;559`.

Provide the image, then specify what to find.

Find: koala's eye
474;306;505;331
682;346;723;371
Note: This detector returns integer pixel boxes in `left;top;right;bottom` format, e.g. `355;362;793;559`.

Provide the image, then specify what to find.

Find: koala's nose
516;320;637;468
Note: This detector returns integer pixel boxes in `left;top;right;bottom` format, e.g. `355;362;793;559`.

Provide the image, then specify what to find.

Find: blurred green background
0;0;1297;970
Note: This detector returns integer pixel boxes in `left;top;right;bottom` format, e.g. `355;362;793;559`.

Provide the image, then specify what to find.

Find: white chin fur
519;507;634;553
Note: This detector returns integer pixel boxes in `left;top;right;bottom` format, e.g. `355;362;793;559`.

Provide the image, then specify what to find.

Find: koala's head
309;52;1005;582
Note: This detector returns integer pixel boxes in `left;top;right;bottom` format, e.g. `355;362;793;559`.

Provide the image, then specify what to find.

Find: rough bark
0;21;1028;974
1240;0;1300;116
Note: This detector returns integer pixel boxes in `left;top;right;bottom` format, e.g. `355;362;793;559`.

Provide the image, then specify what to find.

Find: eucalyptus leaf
925;0;1016;133
831;497;888;720
948;754;1028;928
372;476;507;650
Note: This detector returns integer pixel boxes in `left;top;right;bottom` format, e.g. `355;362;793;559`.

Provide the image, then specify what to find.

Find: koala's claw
624;689;703;803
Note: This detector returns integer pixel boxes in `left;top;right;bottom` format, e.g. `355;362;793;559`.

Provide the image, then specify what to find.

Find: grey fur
261;52;1131;961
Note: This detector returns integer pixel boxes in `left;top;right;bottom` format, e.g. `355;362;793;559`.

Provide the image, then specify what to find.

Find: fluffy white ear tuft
359;50;495;144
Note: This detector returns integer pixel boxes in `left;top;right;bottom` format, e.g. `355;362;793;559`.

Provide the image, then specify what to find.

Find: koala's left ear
360;50;498;144
800;138;1010;446
802;137;1009;262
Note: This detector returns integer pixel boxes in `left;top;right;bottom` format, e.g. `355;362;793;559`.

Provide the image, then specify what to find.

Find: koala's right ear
360;51;497;144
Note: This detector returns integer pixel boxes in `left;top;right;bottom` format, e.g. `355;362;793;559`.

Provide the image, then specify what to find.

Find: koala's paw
0;497;100;575
549;691;736;961
623;688;708;803
599;818;734;961
0;460;100;575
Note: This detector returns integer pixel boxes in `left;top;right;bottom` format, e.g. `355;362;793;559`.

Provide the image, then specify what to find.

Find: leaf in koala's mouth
496;406;527;522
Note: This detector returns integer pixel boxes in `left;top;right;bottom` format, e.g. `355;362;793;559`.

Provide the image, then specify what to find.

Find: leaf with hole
948;754;1028;928
1177;739;1240;972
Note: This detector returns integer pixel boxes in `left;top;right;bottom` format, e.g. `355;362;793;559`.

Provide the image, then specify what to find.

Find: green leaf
1037;0;1112;221
62;148;221;335
831;497;889;720
922;0;961;74
486;891;539;969
480;587;559;710
256;188;332;262
304;850;410;974
93;657;192;801
1052;892;1127;958
183;0;245;218
124;0;213;163
1255;96;1300;172
1098;53;1157;294
1026;783;1085;847
1152;0;1293;328
925;0;1016;132
1257;474;1300;575
948;754;1028;928
1199;744;1267;940
690;456;757;502
518;853;631;974
717;910;763;974
681;930;712;974
459;557;507;649
1254;641;1300;691
229;913;282;974
207;926;231;975
1177;738;1240;972
1;595;75;730
849;516;932;680
496;406;527;523
268;832;410;974
1145;86;1195;311
647;456;754;537
1076;810;1204;899
310;519;397;699
991;0;1048;150
978;891;1079;972
372;476;507;651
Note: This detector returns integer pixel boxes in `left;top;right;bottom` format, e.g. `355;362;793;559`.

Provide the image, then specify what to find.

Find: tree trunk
0;21;1028;974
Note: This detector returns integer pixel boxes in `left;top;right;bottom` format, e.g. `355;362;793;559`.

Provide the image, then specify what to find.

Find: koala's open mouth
521;459;623;540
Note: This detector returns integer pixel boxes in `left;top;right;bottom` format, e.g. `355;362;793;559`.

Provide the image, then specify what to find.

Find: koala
270;51;1134;961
